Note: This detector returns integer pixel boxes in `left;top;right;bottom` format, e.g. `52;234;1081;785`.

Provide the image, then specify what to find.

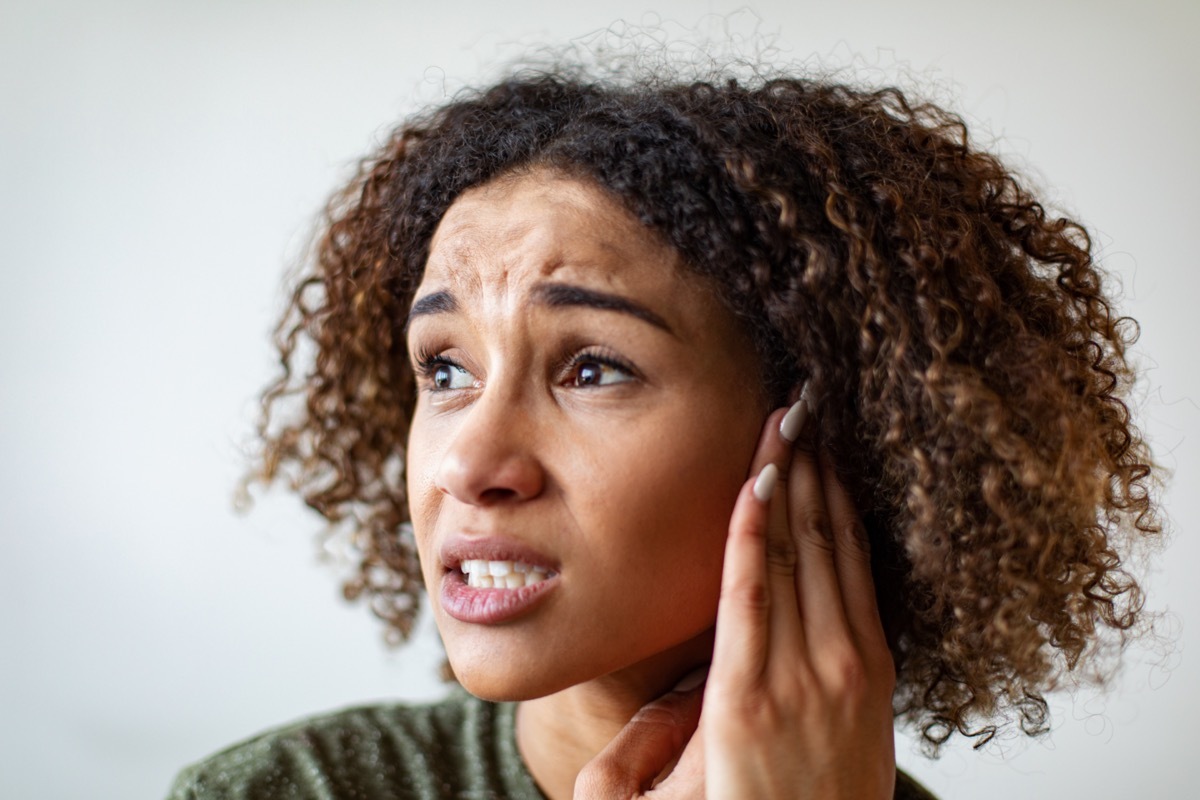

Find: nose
434;388;546;506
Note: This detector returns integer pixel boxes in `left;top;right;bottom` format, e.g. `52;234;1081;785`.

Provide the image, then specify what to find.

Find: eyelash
411;347;637;389
413;346;453;375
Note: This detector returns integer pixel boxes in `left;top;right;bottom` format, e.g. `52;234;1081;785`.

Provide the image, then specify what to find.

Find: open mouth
458;559;557;589
441;555;561;624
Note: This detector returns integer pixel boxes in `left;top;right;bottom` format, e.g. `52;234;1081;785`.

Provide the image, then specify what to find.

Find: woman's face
404;170;768;700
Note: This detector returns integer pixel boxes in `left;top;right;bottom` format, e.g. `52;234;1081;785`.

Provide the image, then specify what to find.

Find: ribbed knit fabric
167;690;938;799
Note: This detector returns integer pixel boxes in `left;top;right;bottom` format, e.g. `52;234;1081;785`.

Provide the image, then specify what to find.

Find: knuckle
574;764;631;799
630;702;682;730
714;679;774;718
798;516;837;559
800;510;833;544
824;649;869;697
764;534;798;573
722;578;770;611
799;533;836;561
837;519;872;560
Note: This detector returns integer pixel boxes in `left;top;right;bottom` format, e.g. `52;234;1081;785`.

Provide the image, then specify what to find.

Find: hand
701;395;897;798
576;394;897;799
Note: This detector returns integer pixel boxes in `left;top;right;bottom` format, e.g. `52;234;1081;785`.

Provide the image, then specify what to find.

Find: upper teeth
461;559;552;589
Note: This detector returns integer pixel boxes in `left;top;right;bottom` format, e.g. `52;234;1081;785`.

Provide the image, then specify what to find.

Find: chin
442;621;718;703
448;649;580;702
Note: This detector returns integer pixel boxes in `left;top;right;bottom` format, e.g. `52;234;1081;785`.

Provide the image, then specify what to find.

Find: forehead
422;171;690;300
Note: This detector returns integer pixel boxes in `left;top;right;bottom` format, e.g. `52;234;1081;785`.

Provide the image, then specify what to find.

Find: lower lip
440;570;559;624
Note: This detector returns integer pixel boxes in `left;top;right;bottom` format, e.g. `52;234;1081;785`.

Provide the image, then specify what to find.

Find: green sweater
167;691;938;799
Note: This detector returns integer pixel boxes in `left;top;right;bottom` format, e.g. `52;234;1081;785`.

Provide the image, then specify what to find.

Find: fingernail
672;665;710;693
753;463;778;502
779;384;810;443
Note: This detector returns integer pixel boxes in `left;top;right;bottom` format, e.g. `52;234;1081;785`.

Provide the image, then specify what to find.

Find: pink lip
438;534;561;625
440;571;559;624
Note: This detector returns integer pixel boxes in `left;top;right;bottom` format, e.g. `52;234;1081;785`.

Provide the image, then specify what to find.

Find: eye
565;350;635;388
413;348;477;392
432;362;475;390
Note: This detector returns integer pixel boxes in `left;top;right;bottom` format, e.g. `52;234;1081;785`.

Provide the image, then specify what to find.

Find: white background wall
2;1;1196;798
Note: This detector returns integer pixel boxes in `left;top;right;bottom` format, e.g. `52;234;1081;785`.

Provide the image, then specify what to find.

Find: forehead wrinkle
424;221;570;335
420;171;690;331
426;212;524;295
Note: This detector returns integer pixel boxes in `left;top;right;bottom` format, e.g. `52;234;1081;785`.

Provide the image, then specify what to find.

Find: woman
169;63;1161;799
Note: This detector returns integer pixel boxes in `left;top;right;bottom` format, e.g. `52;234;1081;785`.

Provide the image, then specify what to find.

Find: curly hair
247;66;1162;752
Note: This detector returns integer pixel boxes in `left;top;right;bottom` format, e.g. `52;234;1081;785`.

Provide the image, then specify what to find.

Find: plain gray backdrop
2;1;1197;798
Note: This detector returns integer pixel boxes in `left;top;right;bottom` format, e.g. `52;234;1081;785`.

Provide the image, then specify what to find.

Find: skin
405;169;896;799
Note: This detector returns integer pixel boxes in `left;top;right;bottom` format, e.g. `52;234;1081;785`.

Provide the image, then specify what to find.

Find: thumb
573;669;707;799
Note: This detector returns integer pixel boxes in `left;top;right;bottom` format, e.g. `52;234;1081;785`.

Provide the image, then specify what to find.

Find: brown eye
568;356;633;387
577;362;602;386
426;361;474;390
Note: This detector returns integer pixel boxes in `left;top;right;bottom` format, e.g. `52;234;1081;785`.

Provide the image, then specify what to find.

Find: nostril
478;486;520;504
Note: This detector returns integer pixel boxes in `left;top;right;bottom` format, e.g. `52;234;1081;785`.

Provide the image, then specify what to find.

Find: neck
514;631;713;800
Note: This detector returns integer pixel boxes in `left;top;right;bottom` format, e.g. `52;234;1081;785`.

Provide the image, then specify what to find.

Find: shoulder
166;690;545;800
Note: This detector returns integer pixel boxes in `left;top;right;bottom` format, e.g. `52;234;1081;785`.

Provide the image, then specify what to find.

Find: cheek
404;417;444;581
570;418;755;600
552;456;740;664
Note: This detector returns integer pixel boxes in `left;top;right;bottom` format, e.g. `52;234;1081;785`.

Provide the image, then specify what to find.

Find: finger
818;449;887;651
711;407;800;689
574;678;705;798
786;399;852;652
712;471;772;689
743;403;806;626
761;407;803;653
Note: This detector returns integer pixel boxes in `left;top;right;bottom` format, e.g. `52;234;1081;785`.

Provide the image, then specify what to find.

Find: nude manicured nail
779;386;810;443
753;463;779;502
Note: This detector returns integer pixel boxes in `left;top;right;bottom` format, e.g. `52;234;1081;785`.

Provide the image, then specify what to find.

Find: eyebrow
404;282;674;335
405;291;458;330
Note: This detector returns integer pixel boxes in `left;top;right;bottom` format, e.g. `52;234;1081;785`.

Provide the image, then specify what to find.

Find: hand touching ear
577;392;897;799
701;392;897;799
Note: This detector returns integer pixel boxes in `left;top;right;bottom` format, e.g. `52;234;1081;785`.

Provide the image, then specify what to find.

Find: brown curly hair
247;66;1162;752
